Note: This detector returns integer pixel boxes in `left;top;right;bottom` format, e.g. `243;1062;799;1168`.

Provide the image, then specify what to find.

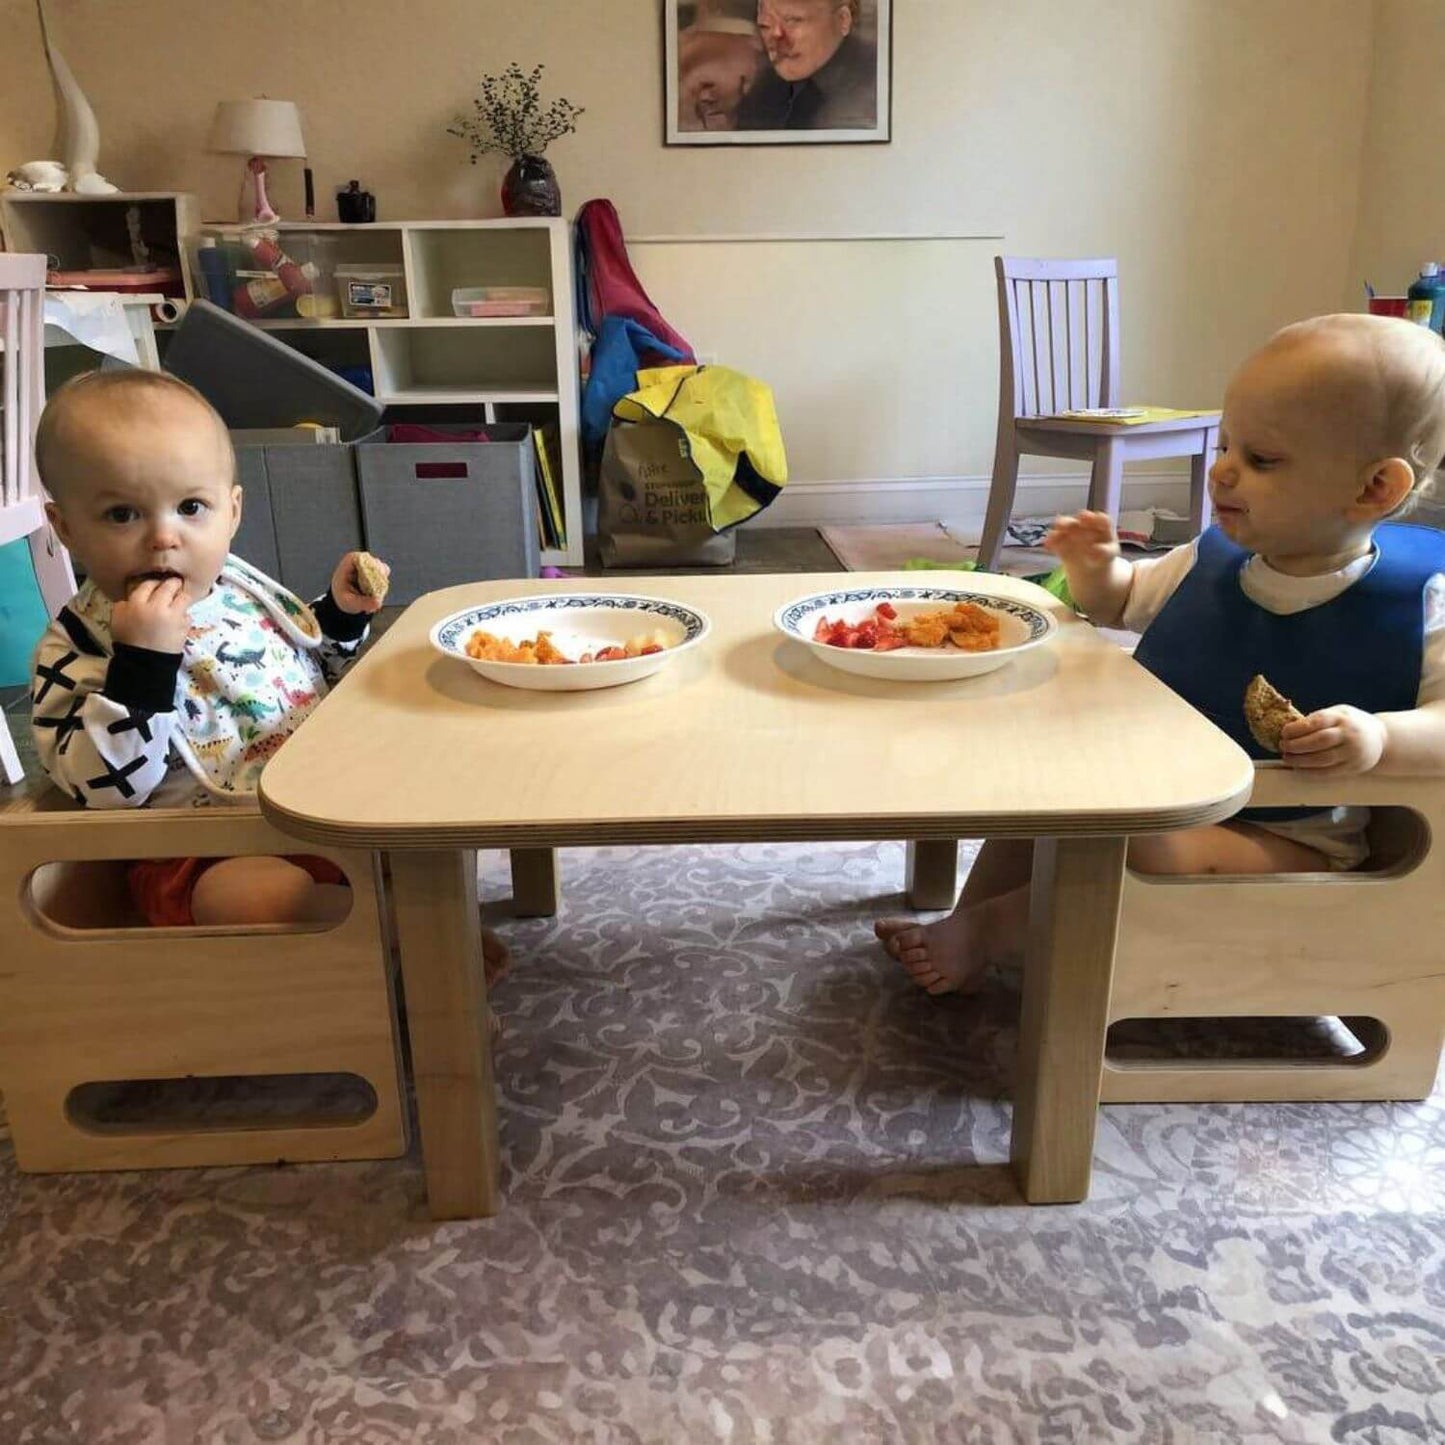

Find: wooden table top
258;571;1253;850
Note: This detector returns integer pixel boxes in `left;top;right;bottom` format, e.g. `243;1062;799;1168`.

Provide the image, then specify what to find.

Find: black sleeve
312;589;370;643
102;644;182;713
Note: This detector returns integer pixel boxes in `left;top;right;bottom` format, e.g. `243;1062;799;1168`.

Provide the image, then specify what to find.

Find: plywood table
259;571;1253;1219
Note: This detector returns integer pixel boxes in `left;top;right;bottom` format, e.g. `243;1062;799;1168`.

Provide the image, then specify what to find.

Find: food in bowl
465;628;670;666
812;601;1001;653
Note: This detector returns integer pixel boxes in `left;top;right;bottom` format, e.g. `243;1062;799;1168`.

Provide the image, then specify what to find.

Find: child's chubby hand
110;576;192;654
1044;510;1121;572
1281;705;1387;775
330;551;390;615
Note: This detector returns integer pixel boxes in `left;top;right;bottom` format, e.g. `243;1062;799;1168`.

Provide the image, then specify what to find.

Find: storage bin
230;431;372;601
191;226;340;321
451;285;550;318
356;424;539;605
336;265;408;319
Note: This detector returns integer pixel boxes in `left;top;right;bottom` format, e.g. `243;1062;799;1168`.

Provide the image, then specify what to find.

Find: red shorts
126;855;347;926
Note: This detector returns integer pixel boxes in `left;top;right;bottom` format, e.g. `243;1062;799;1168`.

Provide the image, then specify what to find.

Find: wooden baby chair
0;780;407;1173
1;254;77;786
978;256;1221;571
1104;767;1445;1103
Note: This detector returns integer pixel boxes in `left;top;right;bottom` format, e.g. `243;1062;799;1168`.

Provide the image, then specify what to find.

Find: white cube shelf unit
186;217;583;567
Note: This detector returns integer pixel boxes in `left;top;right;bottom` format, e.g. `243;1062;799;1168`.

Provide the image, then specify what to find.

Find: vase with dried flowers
448;62;584;218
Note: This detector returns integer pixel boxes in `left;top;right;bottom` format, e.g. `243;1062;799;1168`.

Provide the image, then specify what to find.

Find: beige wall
1352;0;1445;309
2;0;1376;496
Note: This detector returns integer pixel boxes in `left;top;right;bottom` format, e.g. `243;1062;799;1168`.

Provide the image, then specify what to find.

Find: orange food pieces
465;629;562;665
464;628;670;665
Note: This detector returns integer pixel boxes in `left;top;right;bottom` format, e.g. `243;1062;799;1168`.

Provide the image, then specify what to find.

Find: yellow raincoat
613;365;788;530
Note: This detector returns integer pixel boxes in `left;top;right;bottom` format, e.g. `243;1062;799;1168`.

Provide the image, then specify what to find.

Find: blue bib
1133;523;1445;820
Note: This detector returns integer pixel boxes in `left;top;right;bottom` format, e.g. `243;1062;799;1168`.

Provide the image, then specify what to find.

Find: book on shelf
528;430;555;550
531;424;567;549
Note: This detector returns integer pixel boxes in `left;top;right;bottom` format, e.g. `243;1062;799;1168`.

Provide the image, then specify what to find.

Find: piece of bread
1243;674;1304;752
353;551;390;603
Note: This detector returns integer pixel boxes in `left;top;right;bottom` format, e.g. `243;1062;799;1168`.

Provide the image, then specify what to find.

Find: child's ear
1355;456;1415;518
44;500;72;551
228;484;243;541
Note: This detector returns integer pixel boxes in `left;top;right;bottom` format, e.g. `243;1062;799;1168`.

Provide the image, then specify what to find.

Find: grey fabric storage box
356;425;540;606
229;447;281;579
230;433;371;601
268;444;367;601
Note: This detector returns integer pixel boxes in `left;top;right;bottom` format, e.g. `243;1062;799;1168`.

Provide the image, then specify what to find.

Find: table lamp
207;99;306;223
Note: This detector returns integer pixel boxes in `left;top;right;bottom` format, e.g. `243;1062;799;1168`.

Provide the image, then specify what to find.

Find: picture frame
665;0;892;146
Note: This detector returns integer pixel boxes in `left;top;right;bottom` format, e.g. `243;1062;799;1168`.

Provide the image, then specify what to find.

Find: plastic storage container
450;285;550;318
191;227;341;321
336;264;408;318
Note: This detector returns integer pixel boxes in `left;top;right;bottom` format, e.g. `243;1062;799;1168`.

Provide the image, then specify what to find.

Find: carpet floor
3;840;1442;1444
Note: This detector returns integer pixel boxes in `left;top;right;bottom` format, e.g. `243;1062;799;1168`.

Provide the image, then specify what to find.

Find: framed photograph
665;0;892;145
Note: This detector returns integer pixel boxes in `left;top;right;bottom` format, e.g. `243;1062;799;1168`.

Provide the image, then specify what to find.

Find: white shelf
252;315;554;331
378;386;560;406
184;216;585;566
224;218;562;234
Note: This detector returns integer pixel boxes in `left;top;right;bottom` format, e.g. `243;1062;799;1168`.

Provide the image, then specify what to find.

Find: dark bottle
337;180;376;224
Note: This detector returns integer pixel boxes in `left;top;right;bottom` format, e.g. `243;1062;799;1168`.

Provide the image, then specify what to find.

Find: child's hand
111;577;192;653
1044;511;1120;573
1281;706;1387;774
330;552;388;615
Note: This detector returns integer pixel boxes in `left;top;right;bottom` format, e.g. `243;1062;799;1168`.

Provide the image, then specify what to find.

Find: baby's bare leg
481;927;511;985
1128;821;1328;875
877;820;1330;997
875;838;1034;995
191;856;351;926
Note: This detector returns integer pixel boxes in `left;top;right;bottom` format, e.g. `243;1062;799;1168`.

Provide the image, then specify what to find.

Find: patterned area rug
818;521;1056;577
3;841;1443;1443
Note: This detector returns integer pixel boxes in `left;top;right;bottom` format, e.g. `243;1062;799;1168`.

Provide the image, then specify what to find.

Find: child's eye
1247;453;1278;469
178;498;209;517
103;505;138;524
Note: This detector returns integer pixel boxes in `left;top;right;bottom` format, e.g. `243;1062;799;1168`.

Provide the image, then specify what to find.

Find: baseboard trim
752;471;1191;528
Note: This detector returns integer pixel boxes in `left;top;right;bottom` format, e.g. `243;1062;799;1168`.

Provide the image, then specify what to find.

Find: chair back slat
1024;282;1048;416
1100;272;1121;407
2;291;17;510
0;254;48;511
0;254;75;619
996;256;1121;420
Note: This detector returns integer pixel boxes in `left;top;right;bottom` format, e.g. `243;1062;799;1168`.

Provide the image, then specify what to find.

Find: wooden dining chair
1;254;76;786
977;256;1221;570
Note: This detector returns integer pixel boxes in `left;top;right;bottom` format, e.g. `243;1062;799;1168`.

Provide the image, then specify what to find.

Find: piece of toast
1243;674;1304;752
353;551;390;603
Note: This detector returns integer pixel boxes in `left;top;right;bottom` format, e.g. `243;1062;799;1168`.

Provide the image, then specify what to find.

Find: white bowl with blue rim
773;585;1058;682
431;593;711;692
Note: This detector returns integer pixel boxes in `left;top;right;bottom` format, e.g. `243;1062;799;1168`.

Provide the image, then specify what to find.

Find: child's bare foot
874;908;990;996
481;925;511;987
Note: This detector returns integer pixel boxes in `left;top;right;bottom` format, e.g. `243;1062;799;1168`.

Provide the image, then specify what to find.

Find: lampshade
207;99;306;158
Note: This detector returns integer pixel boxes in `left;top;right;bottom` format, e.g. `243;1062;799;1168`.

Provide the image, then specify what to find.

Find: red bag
574;199;693;359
